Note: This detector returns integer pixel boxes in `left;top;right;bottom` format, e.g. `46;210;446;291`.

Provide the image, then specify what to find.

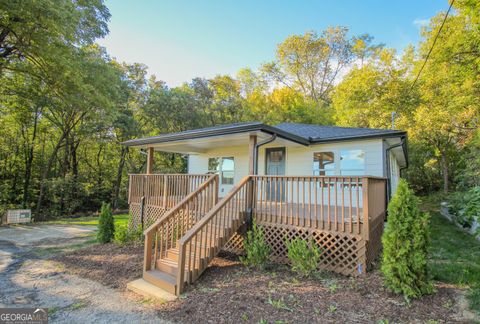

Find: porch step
156;256;204;276
127;278;177;301
166;246;213;262
144;204;247;295
143;269;177;295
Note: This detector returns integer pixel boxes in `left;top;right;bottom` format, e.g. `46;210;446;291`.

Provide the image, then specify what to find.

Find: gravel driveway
0;224;167;323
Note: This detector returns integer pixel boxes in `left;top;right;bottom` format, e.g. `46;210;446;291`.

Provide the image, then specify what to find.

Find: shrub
381;179;434;299
97;202;115;243
240;220;271;269
114;224;143;245
463;187;480;228
286;237;321;277
448;186;480;229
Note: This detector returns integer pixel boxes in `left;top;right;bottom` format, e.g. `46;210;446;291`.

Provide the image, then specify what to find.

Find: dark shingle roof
122;122;310;147
275;123;405;143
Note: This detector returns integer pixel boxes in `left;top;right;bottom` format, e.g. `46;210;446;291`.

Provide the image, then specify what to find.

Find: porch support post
146;147;154;174
248;135;257;175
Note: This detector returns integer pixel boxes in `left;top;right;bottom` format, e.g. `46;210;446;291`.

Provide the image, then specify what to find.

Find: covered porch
122;123;389;294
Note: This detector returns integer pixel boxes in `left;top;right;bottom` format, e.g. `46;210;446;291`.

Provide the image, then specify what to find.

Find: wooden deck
129;174;387;294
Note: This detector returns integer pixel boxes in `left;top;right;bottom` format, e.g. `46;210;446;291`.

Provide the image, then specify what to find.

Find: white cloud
413;18;430;28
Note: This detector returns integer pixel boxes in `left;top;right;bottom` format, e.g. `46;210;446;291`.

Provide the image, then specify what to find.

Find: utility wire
410;0;455;89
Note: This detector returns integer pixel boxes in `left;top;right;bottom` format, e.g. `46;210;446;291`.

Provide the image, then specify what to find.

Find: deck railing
128;174;212;209
143;174;219;272
251;176;386;239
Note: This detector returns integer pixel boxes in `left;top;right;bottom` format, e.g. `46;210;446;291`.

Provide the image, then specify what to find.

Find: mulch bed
55;246;465;323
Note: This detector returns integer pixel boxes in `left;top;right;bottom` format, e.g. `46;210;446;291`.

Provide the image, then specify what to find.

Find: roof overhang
309;130;407;144
122;123;310;153
122;122;408;166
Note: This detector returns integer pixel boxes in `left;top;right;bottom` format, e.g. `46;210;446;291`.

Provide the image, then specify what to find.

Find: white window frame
313;148;366;176
208;156;235;185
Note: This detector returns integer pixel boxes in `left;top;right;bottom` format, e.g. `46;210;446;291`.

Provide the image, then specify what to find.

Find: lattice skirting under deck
130;202;384;276
223;220;382;276
129;203;168;230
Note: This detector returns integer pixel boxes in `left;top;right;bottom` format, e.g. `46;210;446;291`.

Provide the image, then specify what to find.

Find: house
123;122;407;296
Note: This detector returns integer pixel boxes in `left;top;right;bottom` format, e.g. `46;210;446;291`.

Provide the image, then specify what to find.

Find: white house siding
188;145;249;196
188;138;385;206
257;139;385;177
256;139;384;208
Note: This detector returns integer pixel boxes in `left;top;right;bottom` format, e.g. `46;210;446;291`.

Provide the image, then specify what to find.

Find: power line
410;0;455;89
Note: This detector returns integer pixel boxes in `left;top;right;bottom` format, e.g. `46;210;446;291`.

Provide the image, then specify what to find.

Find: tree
261;27;378;107
332;47;418;129
381;179;433;299
97;202;115;243
406;1;480;193
0;0;110;75
109;62;147;209
245;86;333;125
35;45;121;217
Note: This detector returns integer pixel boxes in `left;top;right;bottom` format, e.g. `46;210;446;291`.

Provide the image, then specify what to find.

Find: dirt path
0;225;167;324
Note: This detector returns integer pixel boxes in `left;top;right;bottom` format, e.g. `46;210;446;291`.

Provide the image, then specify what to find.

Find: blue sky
98;0;446;87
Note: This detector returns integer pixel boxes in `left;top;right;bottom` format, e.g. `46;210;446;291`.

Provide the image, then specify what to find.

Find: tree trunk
111;146;128;210
35;132;68;219
441;150;449;193
22;106;41;208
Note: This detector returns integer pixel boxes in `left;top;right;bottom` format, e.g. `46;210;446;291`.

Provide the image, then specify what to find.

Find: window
221;157;235;185
208;157;221;174
208;157;235;185
340;149;365;175
313;152;335;176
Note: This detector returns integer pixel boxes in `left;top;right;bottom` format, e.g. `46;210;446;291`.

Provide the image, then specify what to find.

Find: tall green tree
0;0;110;75
262;27;379;107
407;0;480;193
333;47;418;129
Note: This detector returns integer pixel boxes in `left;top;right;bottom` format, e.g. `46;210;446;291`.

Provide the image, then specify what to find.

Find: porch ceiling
145;131;302;154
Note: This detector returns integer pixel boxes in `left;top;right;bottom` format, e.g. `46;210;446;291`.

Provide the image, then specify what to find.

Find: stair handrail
143;174;218;235
176;176;252;293
143;174;219;272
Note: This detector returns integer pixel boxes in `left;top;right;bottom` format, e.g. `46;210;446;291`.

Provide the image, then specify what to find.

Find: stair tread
159;257;201;265
144;269;177;284
158;255;202;267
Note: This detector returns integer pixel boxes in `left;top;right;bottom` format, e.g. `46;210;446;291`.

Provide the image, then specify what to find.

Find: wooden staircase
142;176;252;296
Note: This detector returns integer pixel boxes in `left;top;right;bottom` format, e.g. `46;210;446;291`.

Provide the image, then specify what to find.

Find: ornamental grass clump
286;237;321;277
97;202;115;243
381;179;434;299
240;220;271;269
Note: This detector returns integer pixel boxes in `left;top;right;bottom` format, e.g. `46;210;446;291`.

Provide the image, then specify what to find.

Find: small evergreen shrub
240;220;271;269
97;202;115;243
381;179;434;299
286;237;321;277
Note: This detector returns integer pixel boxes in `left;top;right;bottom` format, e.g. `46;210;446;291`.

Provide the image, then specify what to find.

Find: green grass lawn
428;210;480;312
44;214;130;227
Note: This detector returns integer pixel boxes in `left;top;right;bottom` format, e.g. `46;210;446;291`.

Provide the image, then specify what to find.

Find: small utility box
5;209;32;224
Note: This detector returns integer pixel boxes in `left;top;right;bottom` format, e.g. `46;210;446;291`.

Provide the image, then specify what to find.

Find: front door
265;147;286;201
